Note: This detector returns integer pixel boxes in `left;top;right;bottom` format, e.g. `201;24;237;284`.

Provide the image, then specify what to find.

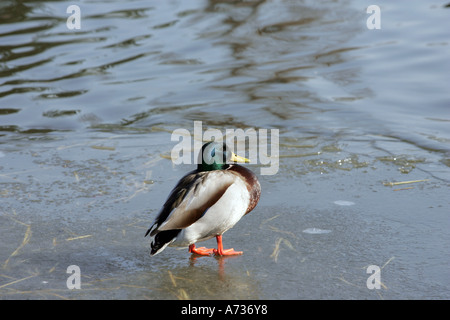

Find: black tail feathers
149;229;181;256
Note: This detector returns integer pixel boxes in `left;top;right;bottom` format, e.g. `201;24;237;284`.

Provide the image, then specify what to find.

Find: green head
198;141;249;172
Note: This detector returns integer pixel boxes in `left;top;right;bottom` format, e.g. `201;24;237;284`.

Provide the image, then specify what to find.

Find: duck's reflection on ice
145;253;261;300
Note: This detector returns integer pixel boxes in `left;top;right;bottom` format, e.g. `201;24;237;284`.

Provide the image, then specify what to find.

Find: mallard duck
145;141;261;256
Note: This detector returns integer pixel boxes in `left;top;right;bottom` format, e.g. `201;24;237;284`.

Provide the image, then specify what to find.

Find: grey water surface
0;0;449;299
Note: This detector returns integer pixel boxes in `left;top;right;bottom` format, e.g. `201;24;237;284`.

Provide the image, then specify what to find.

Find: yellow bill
230;152;250;163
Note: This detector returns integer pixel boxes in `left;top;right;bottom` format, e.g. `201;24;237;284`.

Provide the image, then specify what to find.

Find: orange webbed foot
213;248;243;256
188;236;243;257
213;235;243;256
188;244;214;256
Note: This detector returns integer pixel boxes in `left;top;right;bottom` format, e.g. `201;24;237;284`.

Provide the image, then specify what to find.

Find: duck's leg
213;235;243;256
188;243;215;256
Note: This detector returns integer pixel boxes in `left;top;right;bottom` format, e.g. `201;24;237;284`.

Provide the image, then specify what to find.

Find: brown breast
227;164;261;214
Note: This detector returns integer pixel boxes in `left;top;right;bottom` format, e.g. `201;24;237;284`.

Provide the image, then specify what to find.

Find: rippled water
1;0;449;299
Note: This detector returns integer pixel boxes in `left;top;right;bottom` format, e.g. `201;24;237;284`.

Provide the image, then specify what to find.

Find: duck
145;141;261;256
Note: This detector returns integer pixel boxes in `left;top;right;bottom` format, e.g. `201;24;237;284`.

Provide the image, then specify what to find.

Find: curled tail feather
149;229;181;256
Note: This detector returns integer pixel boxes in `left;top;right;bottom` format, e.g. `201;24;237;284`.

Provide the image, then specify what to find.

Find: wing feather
146;170;236;236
